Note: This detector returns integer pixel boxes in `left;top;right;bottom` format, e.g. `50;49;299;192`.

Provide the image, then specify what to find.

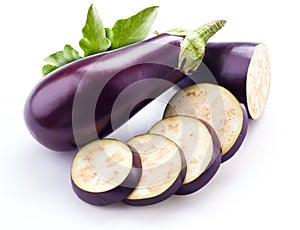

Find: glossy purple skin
24;34;185;151
175;121;222;195
71;148;142;206
123;148;187;206
204;43;258;117
221;103;248;163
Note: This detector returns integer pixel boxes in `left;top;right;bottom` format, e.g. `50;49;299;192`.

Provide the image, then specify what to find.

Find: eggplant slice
124;134;186;206
164;83;248;162
71;139;141;206
149;116;222;194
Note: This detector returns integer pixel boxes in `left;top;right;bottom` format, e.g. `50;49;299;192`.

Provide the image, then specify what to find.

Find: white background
1;0;299;229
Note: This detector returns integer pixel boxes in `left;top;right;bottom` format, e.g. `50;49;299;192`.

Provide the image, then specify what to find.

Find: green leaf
107;6;159;50
79;4;111;56
42;64;58;76
42;44;81;76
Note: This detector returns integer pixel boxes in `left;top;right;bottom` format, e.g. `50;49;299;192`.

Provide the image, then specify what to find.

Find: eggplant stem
195;20;226;43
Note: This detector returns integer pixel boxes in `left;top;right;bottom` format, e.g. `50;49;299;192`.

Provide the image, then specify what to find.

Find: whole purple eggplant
24;34;184;151
24;19;226;152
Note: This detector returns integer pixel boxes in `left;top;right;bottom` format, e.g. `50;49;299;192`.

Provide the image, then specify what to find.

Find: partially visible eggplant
71;139;141;206
124;134;186;206
149;116;222;195
164;83;248;162
178;43;271;120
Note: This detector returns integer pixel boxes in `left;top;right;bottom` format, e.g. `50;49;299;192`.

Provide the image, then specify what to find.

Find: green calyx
167;20;226;75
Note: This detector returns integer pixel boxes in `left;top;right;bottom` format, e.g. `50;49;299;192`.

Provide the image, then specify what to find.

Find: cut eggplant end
246;43;271;120
124;134;185;206
71;139;141;206
164;83;246;157
149;116;213;185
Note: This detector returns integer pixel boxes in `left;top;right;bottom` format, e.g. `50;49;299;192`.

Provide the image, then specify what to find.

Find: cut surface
164;83;243;155
127;134;182;200
246;43;271;120
149;116;213;184
71;139;133;193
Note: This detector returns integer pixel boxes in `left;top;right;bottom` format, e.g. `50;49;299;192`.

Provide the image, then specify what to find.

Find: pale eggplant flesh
149;116;222;195
124;134;186;206
164;83;248;162
71;139;142;206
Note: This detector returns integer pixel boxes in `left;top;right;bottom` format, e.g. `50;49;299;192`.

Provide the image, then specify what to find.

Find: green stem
195;20;226;43
166;19;226;75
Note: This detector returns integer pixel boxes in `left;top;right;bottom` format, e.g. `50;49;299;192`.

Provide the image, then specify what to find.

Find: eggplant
71;139;142;206
149;116;222;195
164;83;248;162
124;134;186;206
24;20;226;152
178;43;271;120
24;34;184;151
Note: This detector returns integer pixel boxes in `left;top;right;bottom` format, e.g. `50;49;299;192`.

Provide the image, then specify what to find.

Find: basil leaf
107;6;159;50
79;4;111;56
42;44;81;76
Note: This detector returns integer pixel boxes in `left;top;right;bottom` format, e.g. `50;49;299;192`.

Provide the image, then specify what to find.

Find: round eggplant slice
164;83;248;162
71;139;142;206
149;116;222;195
124;134;186;206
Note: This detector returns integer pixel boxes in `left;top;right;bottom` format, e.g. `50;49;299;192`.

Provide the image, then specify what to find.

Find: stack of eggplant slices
70;42;271;206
